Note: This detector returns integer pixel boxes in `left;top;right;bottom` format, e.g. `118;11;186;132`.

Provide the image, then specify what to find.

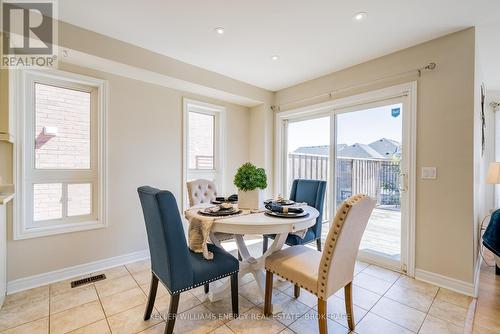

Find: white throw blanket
185;208;251;260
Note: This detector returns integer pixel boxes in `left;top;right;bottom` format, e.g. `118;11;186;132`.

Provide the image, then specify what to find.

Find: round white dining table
206;206;320;308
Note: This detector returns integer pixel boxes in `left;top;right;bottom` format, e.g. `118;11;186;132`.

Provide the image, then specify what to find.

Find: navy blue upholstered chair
138;186;239;334
263;179;327;253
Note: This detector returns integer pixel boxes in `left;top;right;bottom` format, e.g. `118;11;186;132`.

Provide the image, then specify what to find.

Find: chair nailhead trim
265;269;319;297
317;194;367;299
153;269;239;295
265;195;370;300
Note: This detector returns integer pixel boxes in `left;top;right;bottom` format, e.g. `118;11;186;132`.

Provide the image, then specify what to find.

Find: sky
287;103;403;152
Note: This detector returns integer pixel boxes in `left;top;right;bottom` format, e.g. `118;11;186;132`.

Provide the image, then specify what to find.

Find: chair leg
164;293;180;334
237;251;242;261
262;236;268;254
143;274;158;320
318;298;328;334
344;282;355;330
264;270;273;316
294;284;300;298
204;283;209;293
316;238;322;252
230;273;239;318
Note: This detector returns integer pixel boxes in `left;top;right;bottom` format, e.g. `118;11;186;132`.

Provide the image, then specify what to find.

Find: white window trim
182;98;226;210
13;69;108;240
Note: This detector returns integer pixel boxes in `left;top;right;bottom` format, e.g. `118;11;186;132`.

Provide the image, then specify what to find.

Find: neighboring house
293;144;346;156
368;138;401;158
337;143;385;159
293;138;401;160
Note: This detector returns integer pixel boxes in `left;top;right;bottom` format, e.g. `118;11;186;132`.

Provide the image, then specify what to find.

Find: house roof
293;144;347;156
293;138;401;160
368;138;401;158
337;143;386;159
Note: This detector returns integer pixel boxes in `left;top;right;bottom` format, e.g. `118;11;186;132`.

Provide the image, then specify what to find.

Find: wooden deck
321;207;401;259
221;207;402;260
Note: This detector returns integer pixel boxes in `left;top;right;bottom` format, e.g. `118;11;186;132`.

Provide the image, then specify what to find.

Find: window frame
182;98;226;210
13;69;108;239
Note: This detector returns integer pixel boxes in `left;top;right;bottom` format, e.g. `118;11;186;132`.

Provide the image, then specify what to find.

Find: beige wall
0;69;12;186
274;28;479;284
0;143;12;192
5;62;251;281
249;103;275;197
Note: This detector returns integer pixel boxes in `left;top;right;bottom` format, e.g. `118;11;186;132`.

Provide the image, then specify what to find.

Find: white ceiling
59;0;500;91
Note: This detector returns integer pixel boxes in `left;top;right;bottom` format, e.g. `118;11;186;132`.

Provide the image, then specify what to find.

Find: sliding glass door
335;100;408;271
279;88;413;274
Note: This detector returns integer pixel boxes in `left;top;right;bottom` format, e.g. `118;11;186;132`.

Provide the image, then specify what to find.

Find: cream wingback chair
264;194;376;334
186;179;239;294
187;179;218;206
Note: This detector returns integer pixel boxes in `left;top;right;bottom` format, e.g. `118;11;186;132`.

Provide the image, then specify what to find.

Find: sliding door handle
399;173;408;192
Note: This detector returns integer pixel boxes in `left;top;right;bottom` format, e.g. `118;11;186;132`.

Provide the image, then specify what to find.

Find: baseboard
7;249;150;294
415;268;476;297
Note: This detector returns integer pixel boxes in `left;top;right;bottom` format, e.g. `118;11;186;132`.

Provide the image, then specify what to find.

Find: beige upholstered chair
264;194;376;334
186;179;240;294
187;179;218;207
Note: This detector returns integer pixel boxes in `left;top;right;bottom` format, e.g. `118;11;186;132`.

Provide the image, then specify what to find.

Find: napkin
265;203;304;214
215;194;238;202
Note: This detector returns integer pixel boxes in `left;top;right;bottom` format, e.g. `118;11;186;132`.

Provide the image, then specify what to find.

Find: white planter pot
238;189;264;210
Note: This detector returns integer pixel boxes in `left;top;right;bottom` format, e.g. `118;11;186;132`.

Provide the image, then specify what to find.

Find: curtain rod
271;62;437;112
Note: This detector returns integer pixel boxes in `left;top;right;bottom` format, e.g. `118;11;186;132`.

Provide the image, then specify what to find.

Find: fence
195;155;214;169
287;153;400;213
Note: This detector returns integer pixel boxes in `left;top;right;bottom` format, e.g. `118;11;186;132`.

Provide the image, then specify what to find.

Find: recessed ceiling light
271;55;280;61
214;27;225;35
353;12;367;22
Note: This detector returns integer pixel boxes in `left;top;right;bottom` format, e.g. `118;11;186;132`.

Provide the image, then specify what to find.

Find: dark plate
198;209;242;217
264;199;295;206
264;211;309;219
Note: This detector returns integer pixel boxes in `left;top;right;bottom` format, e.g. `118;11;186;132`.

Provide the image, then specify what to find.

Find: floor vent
71;274;106;288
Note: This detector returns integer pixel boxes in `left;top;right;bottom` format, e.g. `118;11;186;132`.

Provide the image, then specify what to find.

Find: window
188;111;215;170
183;99;225;209
14;69;107;239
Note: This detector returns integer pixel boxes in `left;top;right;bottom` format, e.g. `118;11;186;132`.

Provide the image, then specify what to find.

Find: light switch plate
421;167;437;179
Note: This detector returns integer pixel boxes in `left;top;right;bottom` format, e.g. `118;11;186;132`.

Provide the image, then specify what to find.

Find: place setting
198;201;242;217
210;194;238;205
264;196;309;218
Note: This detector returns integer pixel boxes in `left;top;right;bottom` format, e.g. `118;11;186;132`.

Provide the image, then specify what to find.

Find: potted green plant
233;162;267;210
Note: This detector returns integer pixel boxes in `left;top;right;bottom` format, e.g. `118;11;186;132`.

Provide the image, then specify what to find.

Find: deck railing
287;153;400;218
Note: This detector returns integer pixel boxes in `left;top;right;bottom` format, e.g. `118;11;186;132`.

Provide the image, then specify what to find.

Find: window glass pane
188;111;214;170
33;183;62;221
68;183;92;216
287;116;330;221
336;103;403;261
35;83;91;169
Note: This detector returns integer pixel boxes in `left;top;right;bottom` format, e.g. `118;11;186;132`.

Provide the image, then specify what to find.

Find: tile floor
0;240;473;334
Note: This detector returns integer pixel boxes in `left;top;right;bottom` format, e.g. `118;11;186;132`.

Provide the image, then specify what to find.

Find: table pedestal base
208;232;289;314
